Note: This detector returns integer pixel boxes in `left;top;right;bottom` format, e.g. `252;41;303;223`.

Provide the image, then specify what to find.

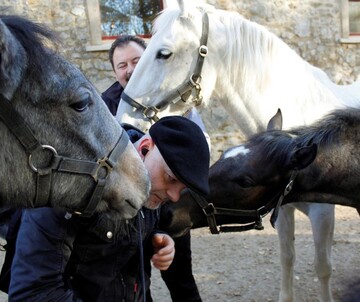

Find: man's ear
137;137;154;159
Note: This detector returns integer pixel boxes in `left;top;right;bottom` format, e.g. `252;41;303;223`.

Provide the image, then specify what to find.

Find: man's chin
143;199;162;210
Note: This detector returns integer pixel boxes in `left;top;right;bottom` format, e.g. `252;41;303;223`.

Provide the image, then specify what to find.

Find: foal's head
208;109;317;209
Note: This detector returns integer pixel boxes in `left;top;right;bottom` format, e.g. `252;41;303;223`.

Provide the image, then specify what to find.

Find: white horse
116;1;360;301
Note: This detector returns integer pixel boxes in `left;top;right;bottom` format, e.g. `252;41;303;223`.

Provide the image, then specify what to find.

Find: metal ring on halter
28;145;58;172
190;74;202;87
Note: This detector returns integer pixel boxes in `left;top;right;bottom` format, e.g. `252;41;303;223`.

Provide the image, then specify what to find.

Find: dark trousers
161;232;202;302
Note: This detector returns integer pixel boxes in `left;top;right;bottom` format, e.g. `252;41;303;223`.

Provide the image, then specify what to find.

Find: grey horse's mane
1;15;60;80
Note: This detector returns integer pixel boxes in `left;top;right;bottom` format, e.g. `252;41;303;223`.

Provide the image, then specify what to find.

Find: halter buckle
257;206;269;217
92;157;113;182
143;106;159;120
202;202;216;216
198;45;208;57
284;179;294;195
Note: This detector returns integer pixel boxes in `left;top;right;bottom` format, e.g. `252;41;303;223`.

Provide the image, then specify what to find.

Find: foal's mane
1;15;59;79
250;109;358;164
288;109;357;147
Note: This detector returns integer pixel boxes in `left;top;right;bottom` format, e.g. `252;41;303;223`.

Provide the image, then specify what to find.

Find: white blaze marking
223;146;250;159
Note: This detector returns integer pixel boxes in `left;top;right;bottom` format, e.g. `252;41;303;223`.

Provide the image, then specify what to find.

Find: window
349;0;360;34
86;0;169;51
341;0;360;43
100;0;163;39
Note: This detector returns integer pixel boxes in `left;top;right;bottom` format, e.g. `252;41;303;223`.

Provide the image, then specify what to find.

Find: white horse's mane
155;4;318;99
216;10;284;92
153;2;360;132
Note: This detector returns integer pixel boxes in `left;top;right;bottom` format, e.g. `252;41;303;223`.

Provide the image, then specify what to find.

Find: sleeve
8;208;81;302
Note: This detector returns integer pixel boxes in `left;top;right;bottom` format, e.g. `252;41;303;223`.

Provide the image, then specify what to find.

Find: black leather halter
189;172;297;234
121;13;209;123
0;93;129;217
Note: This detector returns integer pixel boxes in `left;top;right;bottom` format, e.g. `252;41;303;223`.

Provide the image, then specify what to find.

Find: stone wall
1;0;359;163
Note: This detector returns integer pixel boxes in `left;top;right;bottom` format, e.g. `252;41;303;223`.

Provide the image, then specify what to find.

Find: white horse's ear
177;0;210;18
177;0;194;16
177;0;186;15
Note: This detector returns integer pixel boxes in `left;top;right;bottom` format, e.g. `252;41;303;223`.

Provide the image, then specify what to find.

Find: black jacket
101;81;123;116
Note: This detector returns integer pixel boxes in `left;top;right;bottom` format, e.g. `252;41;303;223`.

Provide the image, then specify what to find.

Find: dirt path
150;205;359;302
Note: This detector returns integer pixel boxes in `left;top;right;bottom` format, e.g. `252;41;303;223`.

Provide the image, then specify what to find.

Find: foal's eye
156;49;172;60
235;176;254;188
70;97;90;112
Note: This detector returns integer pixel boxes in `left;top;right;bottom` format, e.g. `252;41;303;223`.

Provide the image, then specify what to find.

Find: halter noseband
189;171;297;234
0;93;129;217
121;13;209;123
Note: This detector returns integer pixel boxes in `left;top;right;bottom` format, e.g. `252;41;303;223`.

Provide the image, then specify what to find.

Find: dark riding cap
149;116;210;196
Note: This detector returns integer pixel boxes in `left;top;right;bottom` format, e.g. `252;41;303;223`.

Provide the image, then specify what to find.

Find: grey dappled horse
0;15;149;219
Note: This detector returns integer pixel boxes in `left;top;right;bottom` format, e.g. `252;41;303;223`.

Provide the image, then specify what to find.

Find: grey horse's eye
70;97;90;112
156;49;172;60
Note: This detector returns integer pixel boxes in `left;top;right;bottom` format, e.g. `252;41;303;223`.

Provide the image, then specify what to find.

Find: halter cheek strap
189;171;297;234
121;13;209;123
0;93;129;216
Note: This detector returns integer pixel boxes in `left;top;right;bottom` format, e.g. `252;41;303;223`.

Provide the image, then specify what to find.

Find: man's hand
151;233;175;271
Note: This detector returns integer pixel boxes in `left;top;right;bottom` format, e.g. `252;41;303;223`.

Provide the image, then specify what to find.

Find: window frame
85;0;171;51
341;0;360;43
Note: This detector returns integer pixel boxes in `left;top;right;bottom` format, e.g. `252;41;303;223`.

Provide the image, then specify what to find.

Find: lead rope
137;210;146;302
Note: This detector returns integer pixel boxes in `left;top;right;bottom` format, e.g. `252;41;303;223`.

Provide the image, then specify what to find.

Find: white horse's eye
156;49;172;60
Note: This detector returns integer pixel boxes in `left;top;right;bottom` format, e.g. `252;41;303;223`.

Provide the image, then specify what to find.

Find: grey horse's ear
0;19;26;99
267;108;283;131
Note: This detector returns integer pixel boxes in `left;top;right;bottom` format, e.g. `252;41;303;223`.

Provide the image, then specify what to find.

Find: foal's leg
275;205;296;302
307;203;335;302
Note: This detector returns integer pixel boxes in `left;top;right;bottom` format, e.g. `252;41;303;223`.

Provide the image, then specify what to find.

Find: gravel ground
150;205;359;302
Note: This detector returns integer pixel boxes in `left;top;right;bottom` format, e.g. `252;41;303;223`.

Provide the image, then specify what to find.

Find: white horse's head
116;0;219;132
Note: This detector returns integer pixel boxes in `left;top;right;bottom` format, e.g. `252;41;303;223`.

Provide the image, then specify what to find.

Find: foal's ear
267;109;283;131
289;144;317;170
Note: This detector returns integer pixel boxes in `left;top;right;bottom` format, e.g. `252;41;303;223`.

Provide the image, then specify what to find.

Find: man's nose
166;188;182;203
127;64;136;74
